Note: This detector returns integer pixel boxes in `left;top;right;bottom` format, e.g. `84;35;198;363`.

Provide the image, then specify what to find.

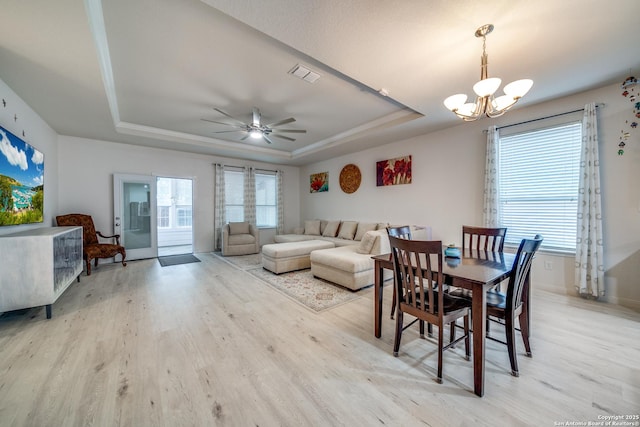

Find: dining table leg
374;259;383;338
472;283;487;397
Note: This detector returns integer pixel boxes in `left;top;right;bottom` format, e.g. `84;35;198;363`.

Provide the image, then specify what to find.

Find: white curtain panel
276;170;284;234
214;164;226;251
575;102;604;297
483;125;500;227
244;167;257;226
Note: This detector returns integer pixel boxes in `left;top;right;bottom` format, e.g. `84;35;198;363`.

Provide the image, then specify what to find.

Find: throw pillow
319;219;328;235
304;220;321;235
322;220;341;237
229;222;249;235
356;231;378;254
337;221;358;240
354;222;377;241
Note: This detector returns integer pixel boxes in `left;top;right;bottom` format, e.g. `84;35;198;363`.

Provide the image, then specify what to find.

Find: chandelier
443;24;533;121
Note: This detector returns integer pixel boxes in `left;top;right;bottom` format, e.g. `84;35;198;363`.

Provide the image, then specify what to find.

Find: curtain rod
212;163;278;173
486;102;605;132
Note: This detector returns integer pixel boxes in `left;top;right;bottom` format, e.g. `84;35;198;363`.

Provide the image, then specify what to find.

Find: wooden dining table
372;248;516;397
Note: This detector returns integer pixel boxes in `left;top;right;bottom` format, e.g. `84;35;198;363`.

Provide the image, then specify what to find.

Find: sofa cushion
322;220;341;237
228;234;255;245
375;222;389;231
229;222;249;235
337;221;358;240
354;222;377;241
310;246;374;273
356;230;377;254
304;220;321;235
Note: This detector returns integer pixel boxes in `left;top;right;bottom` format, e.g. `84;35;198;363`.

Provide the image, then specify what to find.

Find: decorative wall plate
339;164;361;194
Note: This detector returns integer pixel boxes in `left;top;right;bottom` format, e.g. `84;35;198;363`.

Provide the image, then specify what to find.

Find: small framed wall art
376;155;412;186
310;171;328;193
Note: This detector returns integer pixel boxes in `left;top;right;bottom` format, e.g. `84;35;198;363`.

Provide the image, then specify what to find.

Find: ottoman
262;240;335;274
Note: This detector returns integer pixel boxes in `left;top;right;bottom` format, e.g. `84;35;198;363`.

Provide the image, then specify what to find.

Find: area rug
247;267;361;312
213;252;262;270
158;254;201;267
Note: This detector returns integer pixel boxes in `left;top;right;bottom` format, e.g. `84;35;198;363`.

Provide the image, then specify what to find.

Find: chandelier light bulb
503;79;533;98
473;77;501;97
443;94;468;111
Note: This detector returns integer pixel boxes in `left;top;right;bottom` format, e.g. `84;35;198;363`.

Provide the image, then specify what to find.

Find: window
255;172;277;228
176;207;192;227
157;206;170;228
497;122;582;253
224;169;244;222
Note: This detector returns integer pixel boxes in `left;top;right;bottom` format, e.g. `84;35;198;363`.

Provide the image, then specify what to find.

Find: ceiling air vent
289;64;321;84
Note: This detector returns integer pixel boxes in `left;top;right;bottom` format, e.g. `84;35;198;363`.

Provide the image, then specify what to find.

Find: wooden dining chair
462;225;507;252
449;225;508;341
485;235;543;377
386;226;412;320
389;235;471;384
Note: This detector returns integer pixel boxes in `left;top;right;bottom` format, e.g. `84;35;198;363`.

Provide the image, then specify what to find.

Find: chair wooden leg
85;258;92;276
393;312;403;357
450;319;457;344
463;315;470;360
390;288;396;319
437;322;444;383
427;322;433;337
119;249;127;267
419;320;425;338
519;310;532;357
505;315;519;377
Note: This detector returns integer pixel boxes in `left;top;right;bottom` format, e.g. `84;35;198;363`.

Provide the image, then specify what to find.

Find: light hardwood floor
0;253;638;426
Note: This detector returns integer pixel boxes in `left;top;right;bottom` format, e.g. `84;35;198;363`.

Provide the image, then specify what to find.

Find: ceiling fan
202;107;306;144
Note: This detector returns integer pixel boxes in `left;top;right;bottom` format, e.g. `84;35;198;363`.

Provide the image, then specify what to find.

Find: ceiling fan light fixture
249;129;263;139
444;24;532;121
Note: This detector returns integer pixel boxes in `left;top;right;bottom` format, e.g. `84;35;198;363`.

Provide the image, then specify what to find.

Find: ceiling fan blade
272;129;307;133
240;134;249;141
201;118;245;129
212;130;243;134
252;107;261;126
214;108;247;125
266;117;295;127
262;134;274;144
271;134;296;142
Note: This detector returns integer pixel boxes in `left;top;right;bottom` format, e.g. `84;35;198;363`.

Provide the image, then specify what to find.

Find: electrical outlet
544;260;553;270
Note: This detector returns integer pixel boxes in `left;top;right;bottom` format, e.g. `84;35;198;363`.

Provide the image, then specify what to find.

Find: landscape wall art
0;125;44;226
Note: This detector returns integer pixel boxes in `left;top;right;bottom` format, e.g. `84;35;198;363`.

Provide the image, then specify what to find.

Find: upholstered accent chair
222;221;260;256
56;213;127;275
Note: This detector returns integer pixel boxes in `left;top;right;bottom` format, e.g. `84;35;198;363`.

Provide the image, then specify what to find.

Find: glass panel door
113;174;157;260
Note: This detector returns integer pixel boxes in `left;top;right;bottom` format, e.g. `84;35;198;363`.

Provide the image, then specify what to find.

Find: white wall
300;83;640;310
0;77;59;235
57;136;300;253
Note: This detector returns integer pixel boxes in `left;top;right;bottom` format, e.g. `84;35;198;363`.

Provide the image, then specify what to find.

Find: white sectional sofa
274;219;387;247
271;220;431;291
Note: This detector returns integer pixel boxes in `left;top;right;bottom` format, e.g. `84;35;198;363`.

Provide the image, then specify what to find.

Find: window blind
224;169;244;222
498;122;582;252
255;172;276;227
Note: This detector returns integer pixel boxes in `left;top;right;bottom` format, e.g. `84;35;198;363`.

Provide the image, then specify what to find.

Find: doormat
158;254;201;267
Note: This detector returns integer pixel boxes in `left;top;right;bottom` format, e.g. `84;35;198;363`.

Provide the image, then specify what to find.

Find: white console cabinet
0;226;83;318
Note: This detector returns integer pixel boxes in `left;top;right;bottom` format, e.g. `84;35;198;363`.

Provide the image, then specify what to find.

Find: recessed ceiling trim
84;0;120;124
291;109;423;159
116;121;293;159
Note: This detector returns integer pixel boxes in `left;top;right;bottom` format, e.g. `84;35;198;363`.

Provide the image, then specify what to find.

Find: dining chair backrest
389;235;444;319
506;235;543;312
462;225;507;252
386;225;412;240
